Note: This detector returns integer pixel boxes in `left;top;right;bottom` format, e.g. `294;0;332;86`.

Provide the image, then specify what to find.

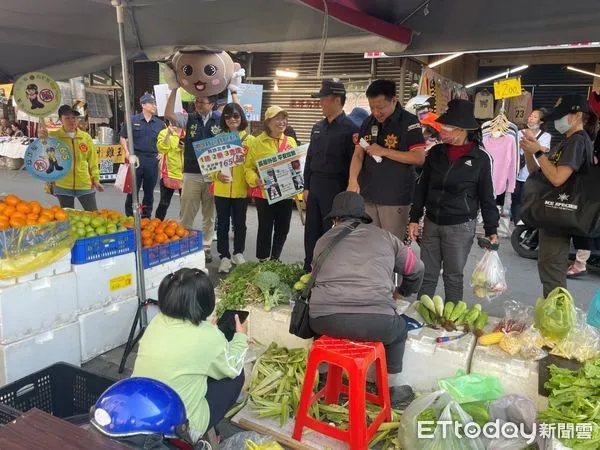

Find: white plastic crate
0;322;81;386
400;302;476;392
78;295;139;363
0;272;77;345
0;252;72;288
73;253;137;313
247;304;312;350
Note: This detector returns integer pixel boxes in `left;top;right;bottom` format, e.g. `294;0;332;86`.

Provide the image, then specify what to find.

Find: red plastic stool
292;336;391;449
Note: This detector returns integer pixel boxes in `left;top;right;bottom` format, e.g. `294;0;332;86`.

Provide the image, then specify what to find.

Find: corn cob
432;295;444;317
478;331;503;345
449;301;467;322
420;295;436;315
443;301;455;320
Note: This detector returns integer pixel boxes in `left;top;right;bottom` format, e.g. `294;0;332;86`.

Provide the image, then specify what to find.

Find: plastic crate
142;230;202;268
71;229;135;264
0;362;115;424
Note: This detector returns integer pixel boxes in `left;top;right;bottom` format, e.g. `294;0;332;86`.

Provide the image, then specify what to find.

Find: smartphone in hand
217;310;249;341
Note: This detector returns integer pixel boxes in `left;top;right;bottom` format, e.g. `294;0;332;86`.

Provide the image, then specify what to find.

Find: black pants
215;196;248;259
310;313;408;374
125;153;158;218
254;198;293;260
496;192;506;207
205;372;245;430
155;179;181;221
303;177;346;272
56;193;98;211
510;180;524;224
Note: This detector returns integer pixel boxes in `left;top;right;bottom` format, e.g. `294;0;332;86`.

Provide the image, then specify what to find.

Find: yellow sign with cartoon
13;72;61;117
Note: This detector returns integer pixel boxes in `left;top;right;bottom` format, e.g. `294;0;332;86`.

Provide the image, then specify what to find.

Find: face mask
527;123;540;130
440;126;460;145
554;115;571;135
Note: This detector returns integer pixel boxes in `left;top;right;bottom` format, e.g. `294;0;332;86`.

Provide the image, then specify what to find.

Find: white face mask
554;115;571;135
527;123;540;130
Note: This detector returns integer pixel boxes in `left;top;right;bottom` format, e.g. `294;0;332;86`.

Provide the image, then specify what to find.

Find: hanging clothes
495;91;532;128
474;90;495;120
482;114;520;196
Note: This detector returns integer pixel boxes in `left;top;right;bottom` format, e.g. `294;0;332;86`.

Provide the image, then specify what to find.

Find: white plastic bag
487;394;537;450
399;390;485;450
471;250;507;301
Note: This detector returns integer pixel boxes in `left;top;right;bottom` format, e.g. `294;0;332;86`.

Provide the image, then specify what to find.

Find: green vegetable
420;295;436;314
465;307;480;325
433;295;444;317
416;302;435;326
450;301;467;322
443;301;455;320
534;287;576;341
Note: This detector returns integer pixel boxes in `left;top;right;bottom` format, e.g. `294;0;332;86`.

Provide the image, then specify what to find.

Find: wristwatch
534;150;546;159
230;91;238;95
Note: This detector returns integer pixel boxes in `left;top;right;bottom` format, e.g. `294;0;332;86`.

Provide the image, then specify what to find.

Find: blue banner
228;83;264;122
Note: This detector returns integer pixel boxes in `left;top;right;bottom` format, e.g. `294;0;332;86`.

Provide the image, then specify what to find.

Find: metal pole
112;0;147;327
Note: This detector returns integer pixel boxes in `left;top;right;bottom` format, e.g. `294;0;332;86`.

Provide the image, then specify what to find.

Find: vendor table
0;408;128;449
0;140;27;159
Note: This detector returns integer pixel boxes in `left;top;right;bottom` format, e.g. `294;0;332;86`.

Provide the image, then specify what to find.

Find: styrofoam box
0;272;77;345
74;253;137;313
400;301;476;392
144;251;206;290
0;322;81;386
247;304;312;350
0;252;72;288
78;295;139;363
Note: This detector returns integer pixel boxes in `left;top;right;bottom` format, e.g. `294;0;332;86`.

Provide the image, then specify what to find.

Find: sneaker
218;257;232;273
205;248;213;264
231;253;246;265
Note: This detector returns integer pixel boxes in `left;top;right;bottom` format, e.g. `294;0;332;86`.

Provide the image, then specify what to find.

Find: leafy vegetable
539;357;600;448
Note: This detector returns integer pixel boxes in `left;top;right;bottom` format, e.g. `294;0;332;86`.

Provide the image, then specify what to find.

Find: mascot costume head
164;50;244;98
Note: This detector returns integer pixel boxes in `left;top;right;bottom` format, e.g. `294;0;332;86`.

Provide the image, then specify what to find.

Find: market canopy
2;0;600;80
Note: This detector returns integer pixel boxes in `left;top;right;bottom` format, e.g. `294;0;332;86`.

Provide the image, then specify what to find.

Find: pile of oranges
140;218;190;248
0;194;68;230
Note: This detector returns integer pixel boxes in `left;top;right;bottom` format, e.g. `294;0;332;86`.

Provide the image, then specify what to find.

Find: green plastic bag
438;370;504;404
534;287;576;341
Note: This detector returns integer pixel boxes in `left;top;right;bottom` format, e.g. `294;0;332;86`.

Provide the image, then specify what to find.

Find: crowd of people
33;75;600;441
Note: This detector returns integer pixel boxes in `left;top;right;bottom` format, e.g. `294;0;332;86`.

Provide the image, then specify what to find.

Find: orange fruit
123;221;134;228
16;203;31;214
0;217;9;230
54;210;68;221
155;224;166;234
9;217;25;228
175;226;186;237
29;201;42;214
37;216;51;225
3;206;16;217
40;210;55;220
26;213;39;220
4;195;20;207
11;211;26;221
26;218;37;226
140;218;150;228
0;202;6;214
142;238;153;248
170;235;180;241
145;224;155;233
141;229;152;239
165;226;176;238
51;205;62;213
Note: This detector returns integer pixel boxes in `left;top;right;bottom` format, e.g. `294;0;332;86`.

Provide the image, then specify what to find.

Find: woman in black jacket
408;100;499;302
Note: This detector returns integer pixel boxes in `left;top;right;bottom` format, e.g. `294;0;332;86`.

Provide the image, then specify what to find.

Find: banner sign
192;132;245;175
13;72;61;117
256;144;308;204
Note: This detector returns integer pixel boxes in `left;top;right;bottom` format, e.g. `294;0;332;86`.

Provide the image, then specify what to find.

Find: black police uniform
303;112;359;271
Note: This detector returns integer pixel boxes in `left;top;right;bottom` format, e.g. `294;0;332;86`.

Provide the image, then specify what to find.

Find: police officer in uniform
303;80;360;272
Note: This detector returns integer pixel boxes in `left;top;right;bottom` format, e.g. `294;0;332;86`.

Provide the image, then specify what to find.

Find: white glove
127;154;140;169
163;65;180;91
228;68;245;93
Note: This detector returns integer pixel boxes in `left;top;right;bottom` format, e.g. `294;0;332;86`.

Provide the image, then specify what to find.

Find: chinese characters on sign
192;132;246;175
97;144;124;180
256;144;309;205
13;72;62;117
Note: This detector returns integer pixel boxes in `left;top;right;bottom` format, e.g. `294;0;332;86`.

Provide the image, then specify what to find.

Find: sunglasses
224;113;241;120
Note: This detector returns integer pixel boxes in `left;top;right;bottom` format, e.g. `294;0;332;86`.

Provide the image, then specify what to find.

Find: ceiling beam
479;51;600;67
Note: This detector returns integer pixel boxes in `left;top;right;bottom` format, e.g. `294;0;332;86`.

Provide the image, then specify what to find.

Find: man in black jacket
408;99;499;302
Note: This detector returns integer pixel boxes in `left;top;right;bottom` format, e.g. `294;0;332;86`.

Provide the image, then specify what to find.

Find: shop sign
493;77;522;100
289;100;321;109
13;72;61;117
24;138;73;182
96;145;125;164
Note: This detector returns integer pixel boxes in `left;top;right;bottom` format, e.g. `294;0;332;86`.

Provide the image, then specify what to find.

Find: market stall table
0;140;28;159
0;408;128;450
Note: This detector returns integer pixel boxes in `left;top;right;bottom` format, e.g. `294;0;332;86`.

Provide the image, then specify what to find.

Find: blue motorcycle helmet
90;377;189;440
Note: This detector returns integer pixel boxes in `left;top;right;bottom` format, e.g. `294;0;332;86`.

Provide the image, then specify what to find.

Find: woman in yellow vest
211;103;254;273
156;123;184;220
245;106;297;262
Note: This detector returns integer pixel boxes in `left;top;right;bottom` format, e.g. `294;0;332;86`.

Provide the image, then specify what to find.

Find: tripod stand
118;298;158;373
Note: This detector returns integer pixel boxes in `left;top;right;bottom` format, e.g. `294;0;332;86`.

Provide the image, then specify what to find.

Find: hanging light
566;66;600;78
275;69;299;78
428;52;464;69
465;65;529;89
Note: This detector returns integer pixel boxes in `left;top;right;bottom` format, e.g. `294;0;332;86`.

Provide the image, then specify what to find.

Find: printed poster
0;84;13;104
227;83;264;122
192;132;245;175
153;83;183;117
24;138;73;182
256;144;309;204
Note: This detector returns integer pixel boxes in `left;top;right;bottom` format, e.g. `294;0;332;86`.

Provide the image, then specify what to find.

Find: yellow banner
493;77;522;100
96;144;125;164
0;84;13;101
109;273;132;291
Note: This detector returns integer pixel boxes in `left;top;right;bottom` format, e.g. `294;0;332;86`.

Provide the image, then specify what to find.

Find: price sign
96;144;125;164
493;77;522;100
110;273;132;291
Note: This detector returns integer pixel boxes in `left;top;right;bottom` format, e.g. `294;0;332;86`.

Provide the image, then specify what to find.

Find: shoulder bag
289;221;360;339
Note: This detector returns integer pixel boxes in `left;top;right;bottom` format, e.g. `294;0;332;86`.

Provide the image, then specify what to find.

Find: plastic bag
398;390;485;450
493;300;533;333
220;432;277;450
245;440;284;450
534;287;576;341
471;250;507;300
0;221;73;279
587;288;600;329
487;394;537;450
551;307;600;362
438;370;504;404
